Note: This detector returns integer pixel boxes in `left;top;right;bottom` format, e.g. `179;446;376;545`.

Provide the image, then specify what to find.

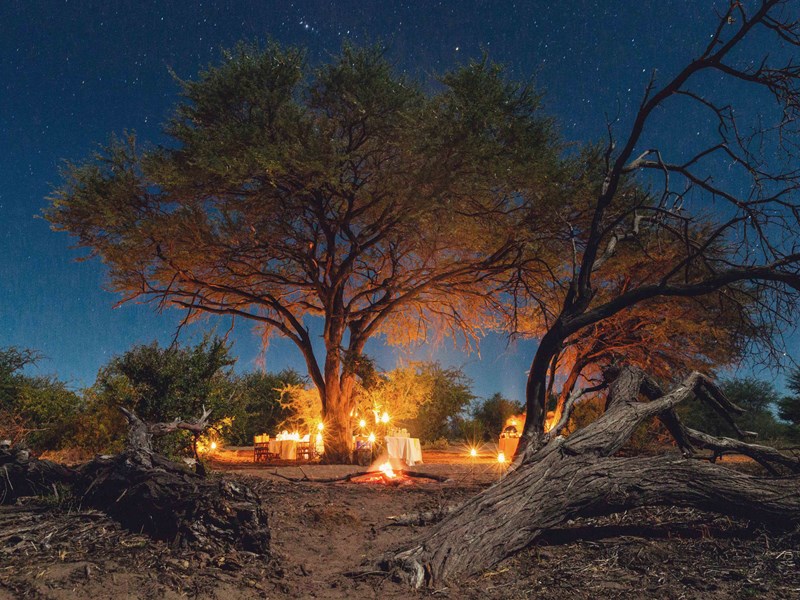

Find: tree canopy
46;42;564;461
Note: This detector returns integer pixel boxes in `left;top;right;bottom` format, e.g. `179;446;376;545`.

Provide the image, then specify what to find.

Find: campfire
351;459;412;485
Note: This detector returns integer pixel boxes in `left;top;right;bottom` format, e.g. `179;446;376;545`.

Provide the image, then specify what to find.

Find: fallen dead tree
0;447;75;504
382;367;800;588
381;0;800;589
0;408;270;556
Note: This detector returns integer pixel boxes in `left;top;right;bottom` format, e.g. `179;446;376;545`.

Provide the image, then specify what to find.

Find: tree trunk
518;327;565;457
319;345;357;463
383;367;800;588
551;359;584;427
322;397;355;464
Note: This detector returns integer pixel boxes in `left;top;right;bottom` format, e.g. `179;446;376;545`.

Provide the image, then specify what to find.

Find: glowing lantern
381;412;390;424
368;432;376;444
497;452;506;463
359;419;367;428
317;422;324;431
469;448;477;457
210;441;217;451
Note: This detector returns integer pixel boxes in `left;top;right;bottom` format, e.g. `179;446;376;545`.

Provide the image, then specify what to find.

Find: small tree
354;364;433;428
409;363;476;442
82;336;235;454
0;347;82;450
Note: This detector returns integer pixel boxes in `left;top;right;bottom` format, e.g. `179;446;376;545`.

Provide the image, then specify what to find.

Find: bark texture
0;447;76;504
383;367;800;588
0;409;270;556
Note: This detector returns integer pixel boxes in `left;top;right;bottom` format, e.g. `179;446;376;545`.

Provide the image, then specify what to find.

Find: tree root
0;409;270;557
383;366;800;588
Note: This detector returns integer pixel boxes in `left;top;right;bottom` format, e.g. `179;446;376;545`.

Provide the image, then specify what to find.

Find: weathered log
1;409;270;557
0;447;77;504
76;452;269;554
383;367;800;588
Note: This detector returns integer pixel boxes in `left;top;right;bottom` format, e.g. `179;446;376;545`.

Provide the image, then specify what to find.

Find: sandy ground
1;450;798;599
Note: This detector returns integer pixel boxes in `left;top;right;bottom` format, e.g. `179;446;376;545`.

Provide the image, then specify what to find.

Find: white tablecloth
268;439;297;460
385;436;423;466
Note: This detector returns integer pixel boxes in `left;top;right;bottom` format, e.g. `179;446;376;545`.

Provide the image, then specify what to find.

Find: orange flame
378;461;397;479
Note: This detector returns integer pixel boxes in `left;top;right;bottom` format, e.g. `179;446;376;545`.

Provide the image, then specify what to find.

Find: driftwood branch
119;406;213;474
383;365;800;588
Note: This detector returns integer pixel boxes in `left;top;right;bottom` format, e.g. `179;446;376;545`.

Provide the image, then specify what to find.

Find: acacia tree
46;44;562;461
384;0;800;586
543;250;760;423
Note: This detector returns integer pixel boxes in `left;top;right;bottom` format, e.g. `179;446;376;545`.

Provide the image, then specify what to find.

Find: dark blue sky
1;1;792;399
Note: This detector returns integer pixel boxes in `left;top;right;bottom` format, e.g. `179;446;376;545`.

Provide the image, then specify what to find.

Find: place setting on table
253;418;422;466
384;427;423;467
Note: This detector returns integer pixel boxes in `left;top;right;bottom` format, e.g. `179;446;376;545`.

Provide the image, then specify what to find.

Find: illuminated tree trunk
318;316;358;463
320;371;357;464
517;326;565;456
552;359;585;426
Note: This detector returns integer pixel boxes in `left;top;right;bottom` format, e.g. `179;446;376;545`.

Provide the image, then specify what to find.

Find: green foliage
0;347;82;450
471;393;524;441
80;336;236;455
457;418;487;446
225;369;305;445
407;363;476;442
355;364;433;427
678;377;787;441
565;395;606;434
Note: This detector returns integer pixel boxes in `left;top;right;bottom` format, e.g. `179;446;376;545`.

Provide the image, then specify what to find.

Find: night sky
1;1;792;400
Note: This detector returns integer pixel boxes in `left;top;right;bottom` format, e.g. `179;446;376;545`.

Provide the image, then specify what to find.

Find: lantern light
368;432;376;443
381;412;390;424
470;448;477;457
210;441;217;451
317;422;324;431
359;419;367;428
497;452;506;463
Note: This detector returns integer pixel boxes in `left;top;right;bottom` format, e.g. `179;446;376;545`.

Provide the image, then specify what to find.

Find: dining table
268;439;298;460
385;436;423;466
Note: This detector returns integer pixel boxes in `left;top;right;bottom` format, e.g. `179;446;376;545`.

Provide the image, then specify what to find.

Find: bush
80;336;237;457
407;364;475;443
423;437;451;450
471;393;523;441
678;377;788;441
0;347;83;451
225;370;305;445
